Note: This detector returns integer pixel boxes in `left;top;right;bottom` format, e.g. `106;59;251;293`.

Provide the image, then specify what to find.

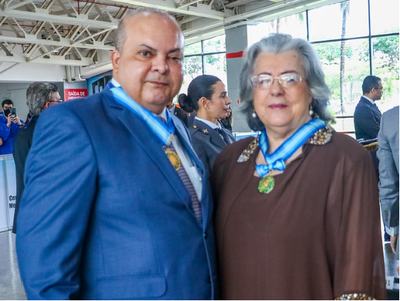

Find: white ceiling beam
177;0;203;9
0;9;118;29
110;0;226;20
3;0;34;11
0;35;114;50
0;54;93;65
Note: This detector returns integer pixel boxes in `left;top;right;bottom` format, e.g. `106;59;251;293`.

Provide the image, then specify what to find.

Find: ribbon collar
256;118;325;177
110;86;175;146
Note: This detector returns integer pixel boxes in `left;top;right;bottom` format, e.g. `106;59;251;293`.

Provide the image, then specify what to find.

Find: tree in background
340;1;350;115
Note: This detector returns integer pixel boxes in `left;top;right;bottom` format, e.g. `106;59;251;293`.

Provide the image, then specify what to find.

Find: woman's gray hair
115;8;182;54
240;33;334;131
26;82;59;116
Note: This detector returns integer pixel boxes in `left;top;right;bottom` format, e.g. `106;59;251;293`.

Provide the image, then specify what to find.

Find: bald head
115;8;183;54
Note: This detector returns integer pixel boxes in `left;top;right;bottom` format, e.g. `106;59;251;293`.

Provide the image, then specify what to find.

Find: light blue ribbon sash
110;86;175;146
256;118;325;177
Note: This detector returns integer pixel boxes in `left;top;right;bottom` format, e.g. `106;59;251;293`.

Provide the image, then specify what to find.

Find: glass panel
371;35;400;113
247;22;276;47
184;42;201;55
247;14;306;46
177;56;203;103
309;0;368;42
370;0;399;35
202;35;226;53
275;12;307;39
203;54;227;86
313;39;370;119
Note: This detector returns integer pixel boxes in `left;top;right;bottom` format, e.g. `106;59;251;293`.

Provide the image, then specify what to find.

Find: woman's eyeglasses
251;73;303;89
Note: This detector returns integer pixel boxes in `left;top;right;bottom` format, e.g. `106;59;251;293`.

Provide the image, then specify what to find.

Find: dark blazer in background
172;105;188;127
354;96;382;140
12;115;39;234
16;87;217;300
189;118;235;177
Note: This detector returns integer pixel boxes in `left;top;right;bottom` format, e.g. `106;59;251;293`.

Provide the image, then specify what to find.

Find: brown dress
211;131;386;300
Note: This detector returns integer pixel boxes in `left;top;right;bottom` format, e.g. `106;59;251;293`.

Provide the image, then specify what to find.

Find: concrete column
225;25;250;132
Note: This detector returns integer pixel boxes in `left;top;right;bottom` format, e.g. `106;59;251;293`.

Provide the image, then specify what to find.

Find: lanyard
110;86;175;146
256;118;325;177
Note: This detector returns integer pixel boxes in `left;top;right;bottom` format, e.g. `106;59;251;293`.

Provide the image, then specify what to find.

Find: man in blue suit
16;8;217;300
354;75;383;140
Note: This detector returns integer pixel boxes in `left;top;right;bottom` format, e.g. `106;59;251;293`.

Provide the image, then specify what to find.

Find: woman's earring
309;103;314;116
252;109;257;118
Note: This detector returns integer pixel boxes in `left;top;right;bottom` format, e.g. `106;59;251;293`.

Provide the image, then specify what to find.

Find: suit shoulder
189;120;211;136
383;105;399;120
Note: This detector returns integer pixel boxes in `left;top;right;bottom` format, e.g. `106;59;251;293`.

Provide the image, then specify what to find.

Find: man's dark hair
2;99;13;107
26;82;59;115
362;75;381;94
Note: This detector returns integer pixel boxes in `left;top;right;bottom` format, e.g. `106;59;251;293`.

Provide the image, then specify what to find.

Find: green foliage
373;36;399;78
184;56;202;80
184;42;201;55
314;42;353;64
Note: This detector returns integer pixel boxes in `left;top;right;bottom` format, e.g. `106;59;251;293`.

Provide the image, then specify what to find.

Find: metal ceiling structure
0;0;345;78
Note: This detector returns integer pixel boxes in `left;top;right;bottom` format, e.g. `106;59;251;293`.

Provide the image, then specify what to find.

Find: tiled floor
0;230;26;300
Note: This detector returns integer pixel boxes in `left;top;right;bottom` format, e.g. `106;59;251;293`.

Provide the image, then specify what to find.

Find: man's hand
390;234;398;254
11;116;22;126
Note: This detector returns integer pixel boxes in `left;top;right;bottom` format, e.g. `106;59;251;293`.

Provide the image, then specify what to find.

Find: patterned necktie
158;116;202;222
216;128;231;145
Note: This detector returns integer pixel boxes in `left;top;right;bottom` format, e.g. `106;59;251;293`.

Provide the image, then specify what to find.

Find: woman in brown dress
211;33;386;300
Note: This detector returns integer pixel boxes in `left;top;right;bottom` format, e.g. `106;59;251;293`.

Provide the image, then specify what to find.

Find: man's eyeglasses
251;73;303;89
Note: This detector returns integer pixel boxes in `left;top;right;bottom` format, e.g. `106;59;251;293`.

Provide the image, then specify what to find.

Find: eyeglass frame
250;73;304;89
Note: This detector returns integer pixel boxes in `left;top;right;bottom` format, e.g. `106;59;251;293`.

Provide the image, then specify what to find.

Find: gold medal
165;148;181;171
258;175;274;194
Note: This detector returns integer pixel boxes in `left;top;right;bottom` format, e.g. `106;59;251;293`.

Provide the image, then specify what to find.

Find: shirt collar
111;78;121;88
362;95;375;105
195;116;221;130
111;78;167;119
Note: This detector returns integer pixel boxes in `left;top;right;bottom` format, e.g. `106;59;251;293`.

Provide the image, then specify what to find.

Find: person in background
377;106;399;264
354;75;383;141
220;109;233;133
0;99;24;154
211;33;386;300
179;75;235;177
354;75;383;181
167;99;188;126
16;8;216;300
12;82;61;234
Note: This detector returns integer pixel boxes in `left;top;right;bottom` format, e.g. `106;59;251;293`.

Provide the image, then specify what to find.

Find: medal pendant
165;149;181;171
258;175;274;194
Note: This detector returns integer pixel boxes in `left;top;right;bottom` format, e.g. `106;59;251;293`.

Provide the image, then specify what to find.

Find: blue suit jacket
354;96;382;140
16;87;218;299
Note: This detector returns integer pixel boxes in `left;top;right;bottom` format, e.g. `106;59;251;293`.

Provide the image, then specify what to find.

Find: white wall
0;63;65;82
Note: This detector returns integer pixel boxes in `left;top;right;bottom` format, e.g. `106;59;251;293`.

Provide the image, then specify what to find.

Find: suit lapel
102;89;197;216
193;119;226;149
173;117;212;229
